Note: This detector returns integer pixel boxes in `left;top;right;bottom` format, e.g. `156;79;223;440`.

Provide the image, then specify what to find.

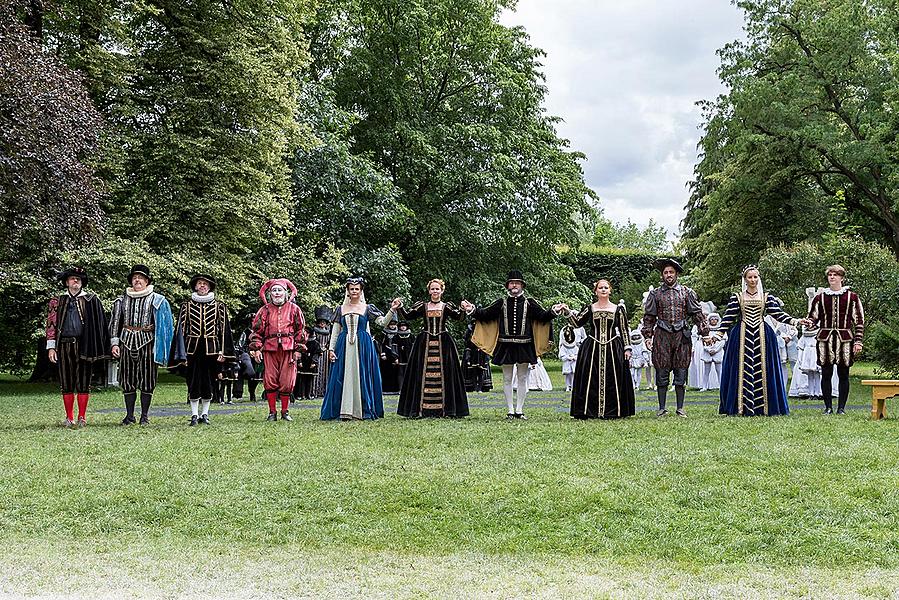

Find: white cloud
501;0;746;238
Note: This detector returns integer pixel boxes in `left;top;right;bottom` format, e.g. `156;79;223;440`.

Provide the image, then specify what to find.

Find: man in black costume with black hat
45;267;110;427
310;306;333;398
461;270;564;419
641;258;708;417
109;265;174;425
170;274;234;425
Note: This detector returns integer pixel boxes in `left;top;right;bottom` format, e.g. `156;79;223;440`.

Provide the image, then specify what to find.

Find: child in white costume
629;329;650;391
558;325;585;392
700;312;725;390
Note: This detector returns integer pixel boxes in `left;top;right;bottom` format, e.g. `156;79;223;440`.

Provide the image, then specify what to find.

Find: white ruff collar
824;286;849;295
192;291;215;303
126;285;154;298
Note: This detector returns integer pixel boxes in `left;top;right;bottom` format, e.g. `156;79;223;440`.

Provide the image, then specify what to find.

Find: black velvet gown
397;301;469;417
569;304;636;419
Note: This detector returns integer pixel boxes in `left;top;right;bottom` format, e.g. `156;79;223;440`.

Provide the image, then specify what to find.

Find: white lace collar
126;285;154;298
823;286;849;295
192;291;215;303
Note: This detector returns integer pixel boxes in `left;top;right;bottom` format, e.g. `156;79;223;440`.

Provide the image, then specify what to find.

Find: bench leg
871;398;887;420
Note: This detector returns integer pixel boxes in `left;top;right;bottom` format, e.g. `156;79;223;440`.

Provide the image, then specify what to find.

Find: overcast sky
501;1;746;238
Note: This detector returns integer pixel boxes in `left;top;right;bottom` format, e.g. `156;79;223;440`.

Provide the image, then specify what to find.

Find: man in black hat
45;267;110;427
109;265;174;425
641;258;709;417
169;274;235;425
310;305;333;398
461;270;564;419
395;320;415;392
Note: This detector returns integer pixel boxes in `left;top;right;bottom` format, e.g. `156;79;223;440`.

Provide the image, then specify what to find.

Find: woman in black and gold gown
568;279;635;419
396;279;469;418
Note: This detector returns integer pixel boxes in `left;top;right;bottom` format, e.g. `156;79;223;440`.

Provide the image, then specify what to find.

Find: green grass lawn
1;363;898;598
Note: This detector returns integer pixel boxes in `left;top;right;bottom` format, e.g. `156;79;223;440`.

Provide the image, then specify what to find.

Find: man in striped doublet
109;265;174;425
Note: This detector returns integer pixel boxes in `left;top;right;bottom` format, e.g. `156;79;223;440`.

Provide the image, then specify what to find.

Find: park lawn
0;364;897;598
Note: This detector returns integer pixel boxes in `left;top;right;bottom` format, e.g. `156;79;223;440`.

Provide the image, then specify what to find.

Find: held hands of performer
390;297;403;311
460;300;475;313
552;302;569;314
112;345;120;358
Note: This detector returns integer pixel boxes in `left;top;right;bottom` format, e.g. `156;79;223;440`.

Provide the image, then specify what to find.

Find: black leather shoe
823;408;833;415
281;411;292;422
506;413;515;420
515;413;527;420
836;408;846;415
199;414;210;425
189;415;198;426
266;412;278;422
139;414;150;426
121;415;136;426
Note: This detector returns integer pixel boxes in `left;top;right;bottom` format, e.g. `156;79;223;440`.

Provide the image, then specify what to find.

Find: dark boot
656;387;668;417
139;392;152;419
123;392;137;425
675;386;687;417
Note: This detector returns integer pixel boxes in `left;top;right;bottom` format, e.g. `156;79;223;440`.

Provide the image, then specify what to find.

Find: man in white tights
461;271;564;420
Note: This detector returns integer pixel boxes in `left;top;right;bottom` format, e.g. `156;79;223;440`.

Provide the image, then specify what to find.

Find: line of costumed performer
169;274;235;425
321;277;398;420
566;279;636;419
395;279;469;418
641;258;708;417
807;265;865;415
109;265;174;425
461;270;564;420
45;267;110;427
249;278;306;422
711;266;806;416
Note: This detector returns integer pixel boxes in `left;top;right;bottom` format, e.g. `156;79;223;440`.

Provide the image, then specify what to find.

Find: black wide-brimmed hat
652;258;683;274
314;305;334;322
127;264;153;285
562;325;575;344
506;269;526;286
57;266;89;288
189;273;217;292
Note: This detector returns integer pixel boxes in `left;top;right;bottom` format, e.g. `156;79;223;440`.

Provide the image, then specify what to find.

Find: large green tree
0;0;105;369
315;0;595;302
684;0;899;301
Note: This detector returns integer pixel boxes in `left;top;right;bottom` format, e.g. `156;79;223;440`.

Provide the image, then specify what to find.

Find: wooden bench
861;380;899;420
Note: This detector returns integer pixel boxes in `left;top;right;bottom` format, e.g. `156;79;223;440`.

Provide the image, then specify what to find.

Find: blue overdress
320;310;384;420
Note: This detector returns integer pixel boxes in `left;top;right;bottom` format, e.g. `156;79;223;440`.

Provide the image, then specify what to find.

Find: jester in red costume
249;279;307;421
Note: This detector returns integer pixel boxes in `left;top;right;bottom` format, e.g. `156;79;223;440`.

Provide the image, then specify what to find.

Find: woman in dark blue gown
320;277;397;420
713;266;803;416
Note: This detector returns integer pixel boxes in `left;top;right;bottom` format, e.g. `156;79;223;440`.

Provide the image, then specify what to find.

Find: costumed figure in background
294;325;322;401
567;279;635;419
310;306;333;398
641;287;656;391
321;277;396;420
641;259;708;417
461;270;564;420
712;266;806;417
376;316;401;394
249;279;306;422
45;267;110;427
629;329;650;391
395;321;415;391
513;358;553;391
109;265;173;425
699;312;725;391
396;278;469;418
169;274;235;426
689;301;714;388
807;265;865;415
233;314;262;402
462;322;493;392
558;324;584;392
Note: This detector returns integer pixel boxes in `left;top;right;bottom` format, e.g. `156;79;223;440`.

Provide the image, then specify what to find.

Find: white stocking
502;365;515;414
515;362;529;414
190;399;199;417
201;399;211;417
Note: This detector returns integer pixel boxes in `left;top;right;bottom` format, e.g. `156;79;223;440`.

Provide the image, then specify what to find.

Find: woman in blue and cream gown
712;266;805;416
320;277;398;421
